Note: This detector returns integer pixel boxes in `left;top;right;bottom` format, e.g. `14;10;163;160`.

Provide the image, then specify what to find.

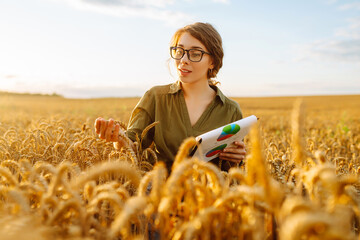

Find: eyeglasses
170;46;211;62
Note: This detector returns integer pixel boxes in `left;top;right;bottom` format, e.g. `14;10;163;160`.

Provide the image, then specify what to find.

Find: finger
220;148;246;159
234;141;245;148
223;148;246;155
220;152;245;160
99;119;108;139
94;117;103;134
105;119;115;141
220;155;244;163
115;130;133;149
111;124;120;142
221;154;245;162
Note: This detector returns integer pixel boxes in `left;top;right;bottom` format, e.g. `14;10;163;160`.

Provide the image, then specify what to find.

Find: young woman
95;22;246;172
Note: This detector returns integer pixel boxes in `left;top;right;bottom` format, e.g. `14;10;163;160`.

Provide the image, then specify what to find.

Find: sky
0;0;359;98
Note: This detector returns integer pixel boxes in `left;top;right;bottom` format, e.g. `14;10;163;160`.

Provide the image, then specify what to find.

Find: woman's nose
180;52;190;64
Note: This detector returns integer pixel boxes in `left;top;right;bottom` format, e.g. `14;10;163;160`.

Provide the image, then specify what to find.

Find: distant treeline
0;91;64;98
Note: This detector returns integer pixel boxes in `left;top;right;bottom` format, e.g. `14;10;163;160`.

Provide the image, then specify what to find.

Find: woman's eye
175;50;183;55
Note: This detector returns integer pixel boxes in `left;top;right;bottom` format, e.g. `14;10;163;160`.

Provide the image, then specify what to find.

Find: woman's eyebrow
177;44;203;49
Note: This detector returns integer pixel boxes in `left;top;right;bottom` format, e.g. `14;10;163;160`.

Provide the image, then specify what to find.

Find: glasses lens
171;47;184;60
189;50;202;62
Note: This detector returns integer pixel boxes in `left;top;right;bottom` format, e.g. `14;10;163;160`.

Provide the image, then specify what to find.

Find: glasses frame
170;46;211;62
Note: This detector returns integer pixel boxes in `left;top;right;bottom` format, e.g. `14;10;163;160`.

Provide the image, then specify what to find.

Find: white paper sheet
191;115;258;162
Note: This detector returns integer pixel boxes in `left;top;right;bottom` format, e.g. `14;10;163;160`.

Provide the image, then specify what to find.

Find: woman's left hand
219;141;246;164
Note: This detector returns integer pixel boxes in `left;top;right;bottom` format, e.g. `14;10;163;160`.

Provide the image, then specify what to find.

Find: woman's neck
181;80;215;101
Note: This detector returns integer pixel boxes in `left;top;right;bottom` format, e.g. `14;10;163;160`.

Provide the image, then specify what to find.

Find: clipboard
190;115;258;162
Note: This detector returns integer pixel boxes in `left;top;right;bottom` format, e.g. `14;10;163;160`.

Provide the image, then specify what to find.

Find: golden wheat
0;94;359;239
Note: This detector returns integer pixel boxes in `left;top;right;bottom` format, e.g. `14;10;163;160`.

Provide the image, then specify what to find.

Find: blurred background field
2;93;359;130
2;92;360;118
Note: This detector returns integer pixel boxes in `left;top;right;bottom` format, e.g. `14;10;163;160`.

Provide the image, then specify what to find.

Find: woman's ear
209;62;214;70
209;57;214;70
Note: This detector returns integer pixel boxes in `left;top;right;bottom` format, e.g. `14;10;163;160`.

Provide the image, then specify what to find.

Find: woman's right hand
94;117;121;142
94;117;134;151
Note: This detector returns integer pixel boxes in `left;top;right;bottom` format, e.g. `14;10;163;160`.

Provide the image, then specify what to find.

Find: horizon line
1;90;360;100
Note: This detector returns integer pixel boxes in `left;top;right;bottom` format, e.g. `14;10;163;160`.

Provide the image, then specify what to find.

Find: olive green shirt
126;82;243;171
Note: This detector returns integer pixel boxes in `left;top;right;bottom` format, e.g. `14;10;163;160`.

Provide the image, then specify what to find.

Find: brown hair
170;22;223;85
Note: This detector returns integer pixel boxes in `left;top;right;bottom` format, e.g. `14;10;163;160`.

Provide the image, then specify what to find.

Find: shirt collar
168;81;182;94
168;81;226;104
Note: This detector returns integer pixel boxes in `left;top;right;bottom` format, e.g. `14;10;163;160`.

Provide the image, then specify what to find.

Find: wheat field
0;93;359;240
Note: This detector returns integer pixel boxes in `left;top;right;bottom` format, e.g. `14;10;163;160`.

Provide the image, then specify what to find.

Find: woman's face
174;32;213;85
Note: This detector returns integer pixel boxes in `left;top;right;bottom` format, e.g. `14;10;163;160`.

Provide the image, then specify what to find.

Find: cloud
52;0;193;26
223;80;360;97
339;2;360;10
81;0;174;8
50;0;233;26
295;1;360;63
295;16;360;63
212;0;230;4
335;17;360;39
326;0;338;4
297;39;360;62
266;81;360;96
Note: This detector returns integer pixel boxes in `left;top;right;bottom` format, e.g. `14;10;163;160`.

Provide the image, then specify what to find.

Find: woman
95;22;246;172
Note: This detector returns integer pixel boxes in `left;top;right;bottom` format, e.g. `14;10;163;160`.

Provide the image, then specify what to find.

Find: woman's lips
178;68;192;76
